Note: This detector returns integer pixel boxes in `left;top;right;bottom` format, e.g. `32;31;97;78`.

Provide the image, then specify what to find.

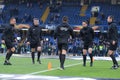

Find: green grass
0;56;120;79
41;60;120;79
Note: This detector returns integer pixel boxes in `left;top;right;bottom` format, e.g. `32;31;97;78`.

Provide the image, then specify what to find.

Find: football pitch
0;54;120;80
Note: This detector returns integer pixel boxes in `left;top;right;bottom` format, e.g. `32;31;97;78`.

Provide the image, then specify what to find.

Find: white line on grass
27;62;83;75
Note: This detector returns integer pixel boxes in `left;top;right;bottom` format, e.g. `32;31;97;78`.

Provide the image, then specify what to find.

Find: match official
27;18;42;64
54;16;74;70
80;20;94;67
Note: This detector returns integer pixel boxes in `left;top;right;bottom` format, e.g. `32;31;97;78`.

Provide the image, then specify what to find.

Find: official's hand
41;40;43;44
15;39;18;42
27;42;30;45
1;40;5;43
54;39;56;42
112;40;116;45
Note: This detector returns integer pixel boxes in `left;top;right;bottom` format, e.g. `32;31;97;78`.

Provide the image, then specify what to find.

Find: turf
41;60;120;79
0;55;120;79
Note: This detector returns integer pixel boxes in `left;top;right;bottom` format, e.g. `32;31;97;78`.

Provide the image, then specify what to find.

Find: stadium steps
90;17;96;25
41;7;50;23
80;5;88;16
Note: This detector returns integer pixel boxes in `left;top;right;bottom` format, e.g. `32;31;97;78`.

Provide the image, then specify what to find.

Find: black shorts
58;43;68;51
108;43;118;51
30;41;41;48
83;42;93;50
5;40;14;49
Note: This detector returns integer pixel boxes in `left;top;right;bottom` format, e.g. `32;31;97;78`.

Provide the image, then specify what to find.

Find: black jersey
80;27;94;43
54;23;74;43
2;24;15;42
27;25;42;43
107;22;118;42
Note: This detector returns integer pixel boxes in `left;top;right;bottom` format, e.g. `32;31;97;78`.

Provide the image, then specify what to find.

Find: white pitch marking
27;62;83;75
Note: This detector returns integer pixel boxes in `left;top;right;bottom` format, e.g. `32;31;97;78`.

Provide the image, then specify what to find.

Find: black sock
5;53;9;61
89;54;93;63
31;52;35;63
110;54;118;66
59;53;62;65
83;55;86;65
61;54;66;67
37;52;41;61
5;51;13;61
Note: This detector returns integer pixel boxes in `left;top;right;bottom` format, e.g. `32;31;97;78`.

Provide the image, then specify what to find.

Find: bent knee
37;46;42;52
62;49;67;54
11;47;15;52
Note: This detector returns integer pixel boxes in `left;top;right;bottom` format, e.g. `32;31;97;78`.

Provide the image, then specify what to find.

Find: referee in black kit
27;18;42;64
54;16;74;70
107;15;119;69
2;17;16;65
80;20;94;67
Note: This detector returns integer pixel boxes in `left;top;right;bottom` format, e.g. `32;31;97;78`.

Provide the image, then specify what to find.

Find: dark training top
107;22;118;42
80;26;94;43
27;25;42;43
54;23;74;43
2;24;15;42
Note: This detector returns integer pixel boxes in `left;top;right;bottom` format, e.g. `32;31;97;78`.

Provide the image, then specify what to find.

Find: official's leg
108;43;119;69
58;44;62;69
83;49;87;66
37;46;42;64
60;43;68;70
108;50;119;69
31;48;35;64
4;41;15;65
88;48;93;67
60;49;66;70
